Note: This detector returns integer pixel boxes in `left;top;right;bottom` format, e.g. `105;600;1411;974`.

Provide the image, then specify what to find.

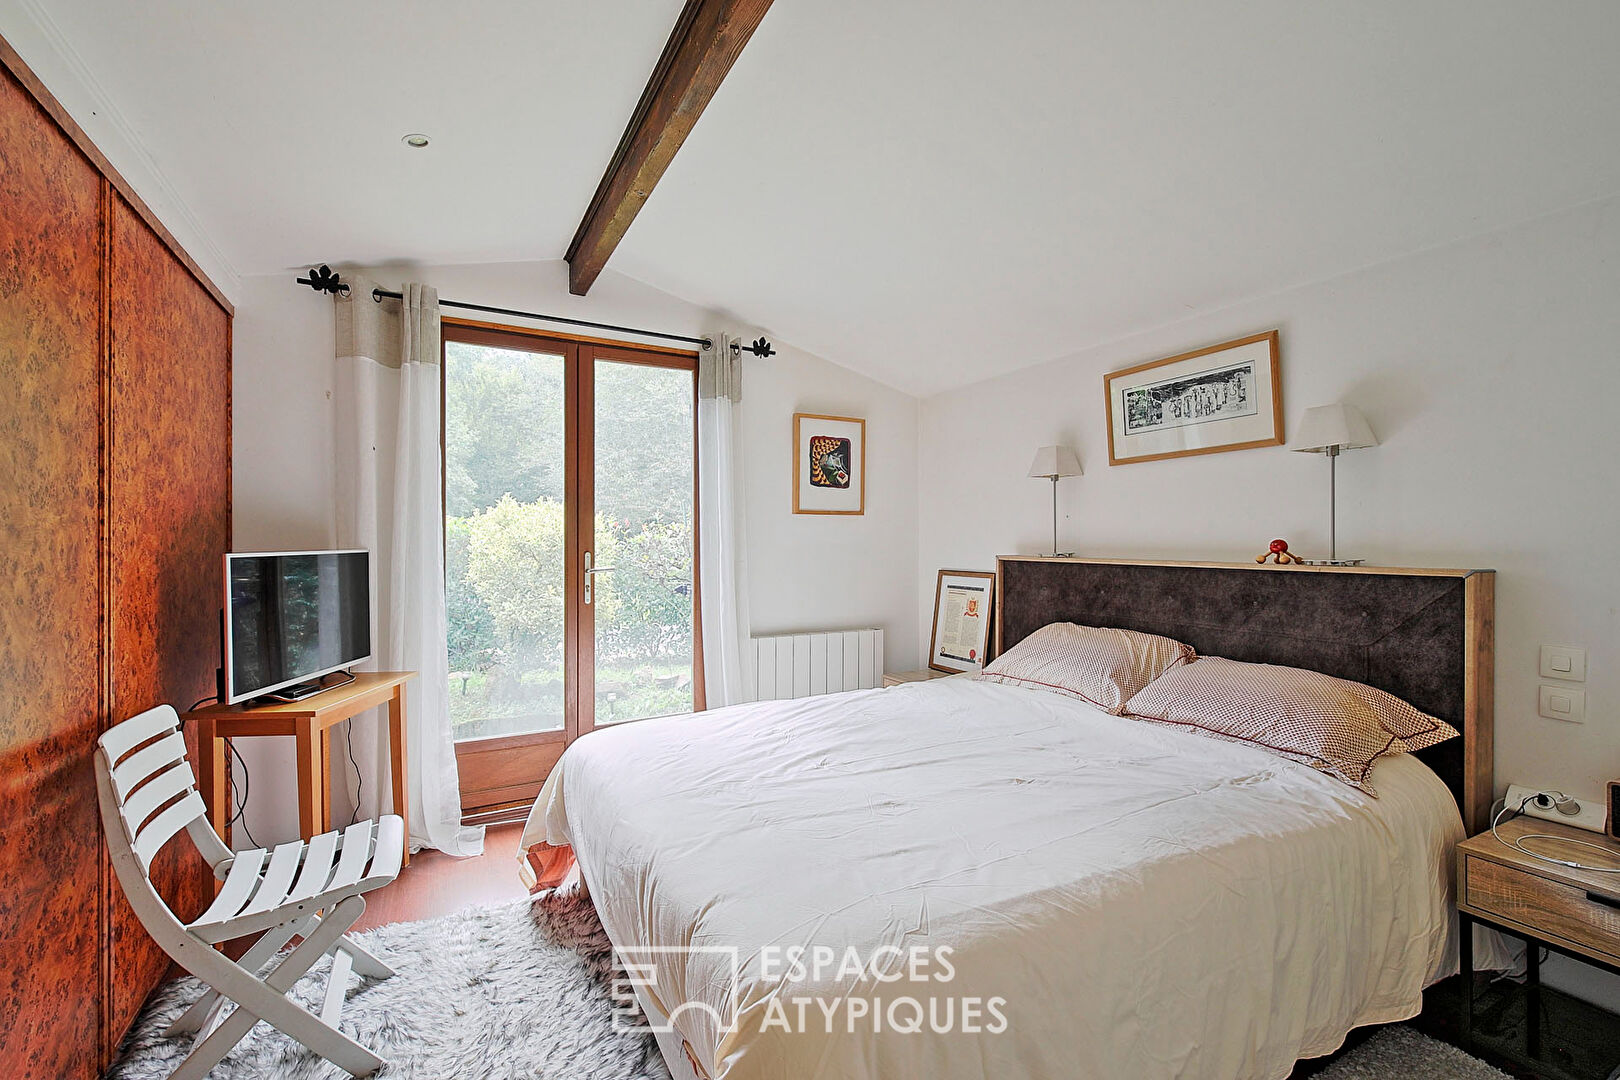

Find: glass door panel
588;357;697;725
443;338;568;741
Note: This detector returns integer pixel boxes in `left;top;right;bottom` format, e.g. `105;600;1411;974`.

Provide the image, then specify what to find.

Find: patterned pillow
974;623;1196;714
1120;656;1460;793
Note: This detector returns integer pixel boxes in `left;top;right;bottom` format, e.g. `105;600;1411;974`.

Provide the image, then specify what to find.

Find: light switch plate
1540;644;1587;682
1539;684;1587;723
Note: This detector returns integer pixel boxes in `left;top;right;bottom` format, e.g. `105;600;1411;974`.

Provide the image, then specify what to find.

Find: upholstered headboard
994;557;1495;833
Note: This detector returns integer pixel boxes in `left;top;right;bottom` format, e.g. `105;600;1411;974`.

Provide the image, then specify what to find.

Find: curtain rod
294;265;776;357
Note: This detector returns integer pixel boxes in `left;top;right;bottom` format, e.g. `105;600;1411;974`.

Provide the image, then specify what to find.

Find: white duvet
522;677;1468;1080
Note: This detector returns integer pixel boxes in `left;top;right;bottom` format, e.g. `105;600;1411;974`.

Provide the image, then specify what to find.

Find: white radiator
747;628;884;702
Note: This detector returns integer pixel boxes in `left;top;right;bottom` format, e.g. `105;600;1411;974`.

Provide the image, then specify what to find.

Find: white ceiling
14;0;687;273
17;1;1620;394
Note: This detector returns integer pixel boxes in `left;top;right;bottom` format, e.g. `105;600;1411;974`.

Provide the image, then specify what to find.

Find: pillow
1119;656;1459;793
973;623;1196;714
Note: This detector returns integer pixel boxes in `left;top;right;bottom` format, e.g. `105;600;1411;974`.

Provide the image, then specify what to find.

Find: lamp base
1302;558;1366;567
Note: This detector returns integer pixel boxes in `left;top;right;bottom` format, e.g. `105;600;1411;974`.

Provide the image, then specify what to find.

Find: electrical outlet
1504;783;1609;833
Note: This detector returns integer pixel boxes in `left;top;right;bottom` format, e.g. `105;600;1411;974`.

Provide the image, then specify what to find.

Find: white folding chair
96;704;405;1079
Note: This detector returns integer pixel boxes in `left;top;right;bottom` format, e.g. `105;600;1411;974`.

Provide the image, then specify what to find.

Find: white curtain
697;334;753;706
334;277;484;856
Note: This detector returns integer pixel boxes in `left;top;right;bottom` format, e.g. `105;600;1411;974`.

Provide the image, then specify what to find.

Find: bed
519;558;1498;1080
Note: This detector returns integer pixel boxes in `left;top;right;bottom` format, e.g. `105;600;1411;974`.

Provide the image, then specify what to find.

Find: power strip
1503;784;1609;834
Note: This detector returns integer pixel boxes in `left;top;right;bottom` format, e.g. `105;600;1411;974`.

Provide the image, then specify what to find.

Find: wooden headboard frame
994;557;1495;834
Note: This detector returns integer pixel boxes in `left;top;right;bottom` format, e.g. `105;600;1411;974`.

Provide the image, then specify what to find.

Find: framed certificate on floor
928;569;996;673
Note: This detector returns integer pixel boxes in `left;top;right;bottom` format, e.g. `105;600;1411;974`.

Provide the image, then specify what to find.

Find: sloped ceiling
5;1;687;276
13;0;1620;394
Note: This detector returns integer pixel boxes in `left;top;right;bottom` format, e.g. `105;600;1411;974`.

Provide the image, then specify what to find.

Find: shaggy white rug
108;893;669;1080
109;894;1508;1080
1312;1025;1510;1079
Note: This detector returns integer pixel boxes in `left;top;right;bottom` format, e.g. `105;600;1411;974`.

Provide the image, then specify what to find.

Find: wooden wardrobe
0;36;232;1079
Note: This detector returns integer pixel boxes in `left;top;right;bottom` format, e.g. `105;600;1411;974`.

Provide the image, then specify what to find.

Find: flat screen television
224;549;372;703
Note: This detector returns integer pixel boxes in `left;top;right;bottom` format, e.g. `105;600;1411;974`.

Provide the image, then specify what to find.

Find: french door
441;321;702;816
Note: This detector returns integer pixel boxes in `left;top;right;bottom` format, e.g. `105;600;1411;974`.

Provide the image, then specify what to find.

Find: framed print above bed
1104;330;1282;465
793;412;866;514
928;569;996;672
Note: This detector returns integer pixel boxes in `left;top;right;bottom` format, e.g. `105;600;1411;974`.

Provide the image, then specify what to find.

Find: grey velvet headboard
994;557;1495;834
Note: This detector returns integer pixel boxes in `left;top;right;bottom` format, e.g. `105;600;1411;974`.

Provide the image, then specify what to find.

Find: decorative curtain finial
296;265;350;296
730;336;775;358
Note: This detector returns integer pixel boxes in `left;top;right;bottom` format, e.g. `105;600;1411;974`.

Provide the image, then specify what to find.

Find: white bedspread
522;677;1467;1080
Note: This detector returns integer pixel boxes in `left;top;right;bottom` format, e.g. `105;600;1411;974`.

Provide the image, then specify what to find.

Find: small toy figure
1256;538;1306;565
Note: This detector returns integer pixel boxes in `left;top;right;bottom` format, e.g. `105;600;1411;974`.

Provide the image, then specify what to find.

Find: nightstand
882;668;958;688
1457;816;1620;1059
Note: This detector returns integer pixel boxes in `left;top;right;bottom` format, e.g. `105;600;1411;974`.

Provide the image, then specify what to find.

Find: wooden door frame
440;319;702;816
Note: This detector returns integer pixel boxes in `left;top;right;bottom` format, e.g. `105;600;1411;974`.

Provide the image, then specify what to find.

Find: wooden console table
187;671;416;866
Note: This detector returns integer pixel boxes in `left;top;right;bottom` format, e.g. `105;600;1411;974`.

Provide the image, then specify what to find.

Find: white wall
918;196;1620;1004
229;259;920;842
920;196;1620;801
231;274;337;549
742;345;918;647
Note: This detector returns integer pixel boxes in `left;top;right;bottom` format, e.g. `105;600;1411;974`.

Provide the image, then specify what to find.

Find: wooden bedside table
1457;815;1620;1057
882;668;959;687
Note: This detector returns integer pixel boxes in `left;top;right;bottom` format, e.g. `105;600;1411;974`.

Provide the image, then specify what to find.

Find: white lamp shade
1291;403;1378;453
1027;444;1082;478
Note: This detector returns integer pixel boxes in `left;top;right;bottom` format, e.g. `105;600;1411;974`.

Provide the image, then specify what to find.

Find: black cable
185;693;260;847
345;720;362;826
187;694;251;845
228;738;260;849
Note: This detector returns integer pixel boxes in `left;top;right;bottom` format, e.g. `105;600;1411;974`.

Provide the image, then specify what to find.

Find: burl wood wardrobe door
0;67;107;1080
105;195;231;1049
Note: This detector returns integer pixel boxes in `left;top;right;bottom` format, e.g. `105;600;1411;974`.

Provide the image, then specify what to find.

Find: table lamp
1027;445;1082;557
1291;403;1378;565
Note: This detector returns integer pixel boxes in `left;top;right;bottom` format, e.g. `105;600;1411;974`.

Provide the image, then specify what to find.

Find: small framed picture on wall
928;569;996;673
793;413;866;515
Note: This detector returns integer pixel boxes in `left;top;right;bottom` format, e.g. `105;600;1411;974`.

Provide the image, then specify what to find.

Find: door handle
583;551;614;605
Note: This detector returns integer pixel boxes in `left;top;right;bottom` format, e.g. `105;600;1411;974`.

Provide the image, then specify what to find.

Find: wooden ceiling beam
565;0;774;296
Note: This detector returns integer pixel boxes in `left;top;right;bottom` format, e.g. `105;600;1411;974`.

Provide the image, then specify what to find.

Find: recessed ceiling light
402;133;431;149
